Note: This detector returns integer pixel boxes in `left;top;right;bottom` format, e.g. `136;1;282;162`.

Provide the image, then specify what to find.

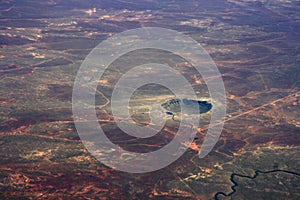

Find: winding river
214;169;300;199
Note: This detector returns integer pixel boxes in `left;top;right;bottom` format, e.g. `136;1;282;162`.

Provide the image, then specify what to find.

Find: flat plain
0;0;299;199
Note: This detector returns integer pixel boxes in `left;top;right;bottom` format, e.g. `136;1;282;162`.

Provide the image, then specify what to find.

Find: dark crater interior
161;98;212;115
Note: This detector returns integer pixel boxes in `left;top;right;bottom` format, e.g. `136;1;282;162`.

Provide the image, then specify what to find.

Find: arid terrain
0;0;299;199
